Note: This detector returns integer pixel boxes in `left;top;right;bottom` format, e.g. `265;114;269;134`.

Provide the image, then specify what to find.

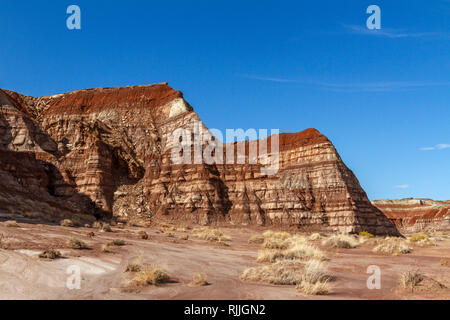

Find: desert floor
0;215;449;300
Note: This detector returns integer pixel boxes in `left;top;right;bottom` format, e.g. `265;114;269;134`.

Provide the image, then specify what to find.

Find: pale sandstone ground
0;216;448;300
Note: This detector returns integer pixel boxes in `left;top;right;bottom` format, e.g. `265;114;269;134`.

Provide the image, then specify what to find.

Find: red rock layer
373;199;450;232
0;84;399;235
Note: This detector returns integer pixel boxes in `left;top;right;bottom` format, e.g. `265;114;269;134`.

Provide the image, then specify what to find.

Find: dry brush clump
240;260;304;285
125;259;142;273
39;249;62;260
373;237;412;255
400;269;424;291
257;237;326;263
409;234;434;247
321;234;358;249
4;220;19;228
192;227;231;244
127;266;171;287
189;273;209;287
109;239;126;246
248;235;265;244
66;238;88;250
60;219;74;227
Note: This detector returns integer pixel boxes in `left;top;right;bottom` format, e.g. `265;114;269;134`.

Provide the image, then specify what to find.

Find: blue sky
0;0;449;200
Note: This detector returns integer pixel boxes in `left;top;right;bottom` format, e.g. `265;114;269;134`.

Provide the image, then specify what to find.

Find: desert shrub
359;231;374;238
193;228;230;243
257;239;326;263
125;259;142;273
93;221;102;229
138;231;149;240
109;239;126;246
301;260;332;284
262;238;289;250
409;234;429;242
180;234;189;240
248;235;265;244
308;233;322;241
66;238;87;250
400;269;424;291
322;234;358;248
240;260;304;285
409;234;434;247
373;237;412;255
262;231;291;240
128;267;171;286
101;224;113;232
60;219;74;227
190;273;209;286
296;260;332;295
297;280;330;295
440;258;449;267
5;221;19;228
39;249;62;260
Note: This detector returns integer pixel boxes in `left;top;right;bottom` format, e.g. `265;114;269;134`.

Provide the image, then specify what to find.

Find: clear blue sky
1;1;449;200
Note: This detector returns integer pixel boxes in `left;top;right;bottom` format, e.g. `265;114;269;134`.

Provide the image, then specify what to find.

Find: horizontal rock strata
0;85;399;235
373;199;450;232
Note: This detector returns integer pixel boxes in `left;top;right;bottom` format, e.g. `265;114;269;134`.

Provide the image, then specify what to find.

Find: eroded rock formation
373;199;450;232
0;84;399;235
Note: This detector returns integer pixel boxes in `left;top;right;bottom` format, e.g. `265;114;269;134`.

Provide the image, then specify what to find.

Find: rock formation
373;199;450;232
0;84;399;235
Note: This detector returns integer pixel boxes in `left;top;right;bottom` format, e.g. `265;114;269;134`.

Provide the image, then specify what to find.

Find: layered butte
373;199;450;232
0;84;399;235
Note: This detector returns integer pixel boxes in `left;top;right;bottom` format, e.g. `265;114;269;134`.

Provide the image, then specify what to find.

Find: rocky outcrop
373;199;450;232
0;84;399;235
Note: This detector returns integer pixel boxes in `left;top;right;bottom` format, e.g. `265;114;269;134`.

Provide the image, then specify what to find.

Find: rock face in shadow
0;85;399;235
373;199;450;232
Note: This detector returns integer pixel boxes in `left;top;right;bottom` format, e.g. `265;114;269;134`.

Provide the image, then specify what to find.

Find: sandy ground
0;216;449;300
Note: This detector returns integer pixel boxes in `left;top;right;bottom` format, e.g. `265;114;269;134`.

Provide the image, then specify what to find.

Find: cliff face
373;199;450;232
0;84;399;235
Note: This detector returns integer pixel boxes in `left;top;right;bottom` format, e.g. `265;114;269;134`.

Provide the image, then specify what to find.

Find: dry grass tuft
322;234;358;248
180;234;189;240
66;238;88;250
373;237;412;255
127;266;171;287
138;231;149;240
358;231;374;238
262;231;291;240
4;220;19;228
297;280;330;295
189;273;209;286
125;259;142;273
60;219;74;227
101;243;110;252
193;227;231;243
262;238;289;250
240;260;304;285
39;249;62;260
409;234;434;247
248;235;265;244
400;269;424;291
296;260;332;295
109;239;126;246
308;233;322;241
257;238;326;263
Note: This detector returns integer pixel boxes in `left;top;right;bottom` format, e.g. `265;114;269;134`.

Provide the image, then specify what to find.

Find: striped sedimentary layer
0;84;399;235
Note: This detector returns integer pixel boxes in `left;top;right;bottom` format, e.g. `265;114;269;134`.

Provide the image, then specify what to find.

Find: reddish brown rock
373;199;450;232
0;84;399;235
